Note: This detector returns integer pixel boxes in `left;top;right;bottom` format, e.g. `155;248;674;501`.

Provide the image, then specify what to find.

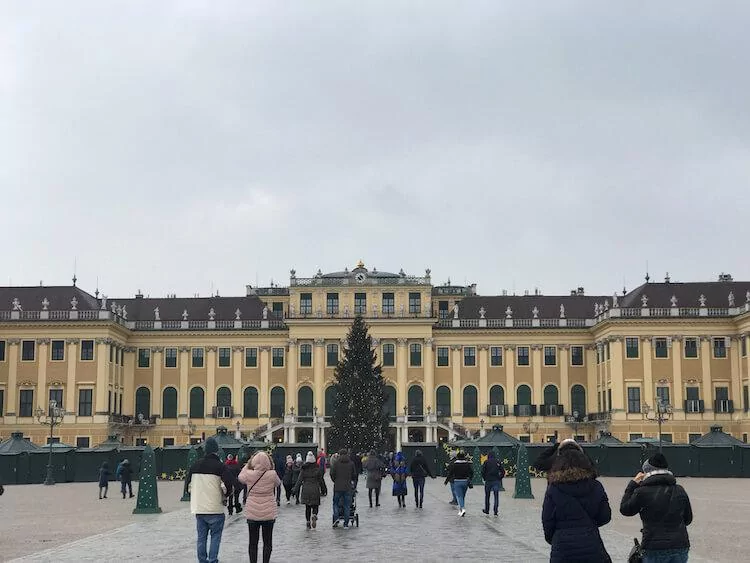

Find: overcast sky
2;1;749;299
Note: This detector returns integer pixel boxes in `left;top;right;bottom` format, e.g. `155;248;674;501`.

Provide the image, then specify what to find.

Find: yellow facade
1;265;749;449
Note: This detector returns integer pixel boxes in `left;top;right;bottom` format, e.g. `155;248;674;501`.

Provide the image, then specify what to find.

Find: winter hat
642;452;669;473
123;459;130;465
306;451;316;463
226;454;234;461
295;453;303;463
395;452;404;462
204;437;219;456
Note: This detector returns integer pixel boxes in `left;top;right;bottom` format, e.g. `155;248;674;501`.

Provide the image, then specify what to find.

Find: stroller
333;484;360;528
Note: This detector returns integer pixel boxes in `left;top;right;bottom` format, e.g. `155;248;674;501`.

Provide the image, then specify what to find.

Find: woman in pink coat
239;451;282;563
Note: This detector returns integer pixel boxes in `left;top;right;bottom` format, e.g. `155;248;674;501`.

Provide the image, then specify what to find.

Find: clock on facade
355;272;366;283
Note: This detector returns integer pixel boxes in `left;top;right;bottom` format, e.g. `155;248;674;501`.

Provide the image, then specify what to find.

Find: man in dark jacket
186;437;234;563
329;448;357;528
620;453;693;563
116;459;134;499
273;451;285;506
542;450;611;562
481;452;505;516
409;449;435;508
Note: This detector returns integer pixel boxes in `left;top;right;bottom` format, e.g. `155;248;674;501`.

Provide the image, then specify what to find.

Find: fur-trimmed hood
547;466;597;484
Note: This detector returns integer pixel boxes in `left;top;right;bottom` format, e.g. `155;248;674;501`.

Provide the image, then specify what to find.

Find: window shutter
728;400;735;413
513;405;519;416
698;400;704;413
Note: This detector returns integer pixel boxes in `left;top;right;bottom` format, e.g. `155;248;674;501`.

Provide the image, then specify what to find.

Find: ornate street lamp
642;399;673;452
35;400;65;485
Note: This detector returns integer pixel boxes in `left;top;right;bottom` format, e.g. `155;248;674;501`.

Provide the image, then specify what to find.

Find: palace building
1;262;749;450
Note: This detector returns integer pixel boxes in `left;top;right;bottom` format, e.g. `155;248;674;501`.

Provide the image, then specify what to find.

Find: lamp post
34;400;65;485
642;399;673;452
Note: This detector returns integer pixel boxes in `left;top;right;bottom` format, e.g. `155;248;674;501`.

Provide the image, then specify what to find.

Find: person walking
620;453;693;563
541;448;612;562
364;449;385;507
281;455;295;504
481;452;505;516
291;454;303;504
329;448;357;528
116;459;134;499
445;451;458;505
293;451;328;529
408;449;435;508
444;451;473;516
273;451;285;507
186;437;234;563
98;461;110;499
391;452;408;508
240;451;282;563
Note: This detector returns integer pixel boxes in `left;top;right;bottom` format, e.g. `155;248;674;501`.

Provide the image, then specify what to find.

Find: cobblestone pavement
4;477;745;562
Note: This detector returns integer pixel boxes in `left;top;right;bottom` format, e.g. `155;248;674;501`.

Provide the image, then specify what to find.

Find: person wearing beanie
330;448;357;528
187;437;235;563
240;451;282;563
282;455;295;504
409;449;436;509
620;453;693;562
116;458;133;499
542;449;612;562
293;451;328;529
291;454;303;504
444;451;473;516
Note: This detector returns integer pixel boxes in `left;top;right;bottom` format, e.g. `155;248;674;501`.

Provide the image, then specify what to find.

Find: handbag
628;538;644;563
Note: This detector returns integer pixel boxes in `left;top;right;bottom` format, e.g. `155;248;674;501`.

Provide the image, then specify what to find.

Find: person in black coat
541;449;611;562
620;453;693;563
116;459;134;499
98;461;110;500
273;451;285;506
480;452;504;516
408;449;435;508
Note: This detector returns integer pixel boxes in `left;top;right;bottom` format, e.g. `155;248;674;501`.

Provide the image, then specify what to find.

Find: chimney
135;289;144;299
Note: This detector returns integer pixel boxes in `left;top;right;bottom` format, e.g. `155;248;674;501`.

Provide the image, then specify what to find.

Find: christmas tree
133;444;162;514
181;445;201;501
328;316;389;453
493;446;505;491
472;446;483;485
512;443;534;499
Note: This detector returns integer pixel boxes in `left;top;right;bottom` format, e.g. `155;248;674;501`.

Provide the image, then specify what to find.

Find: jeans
453;479;469;510
195;513;225;563
484;481;500;513
643;548;689;563
450;481;457;502
247;520;274;563
333;491;352;525
413;477;425;506
120;481;132;497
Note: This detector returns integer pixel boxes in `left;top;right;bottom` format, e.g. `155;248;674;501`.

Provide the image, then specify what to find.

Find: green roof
692;425;746;446
0;432;43;454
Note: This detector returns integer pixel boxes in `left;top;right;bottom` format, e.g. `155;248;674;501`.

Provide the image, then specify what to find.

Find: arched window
463;385;478;417
408;385;423;416
543;384;559;406
189;387;204;419
516;384;532;405
135;387;150;419
243;387;258;418
382;385;397;419
162;387;177;418
325;386;337;417
571;384;587;416
270;386;285;418
298;386;314;417
489;385;505;406
216;386;232;407
436;385;451;417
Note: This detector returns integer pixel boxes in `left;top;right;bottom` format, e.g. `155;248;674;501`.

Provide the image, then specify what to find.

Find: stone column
259;347;271;420
585;346;597;413
671;336;684;419
451;345;462;419
396;426;402;451
6;340;19;417
123;348;136;415
95;339;109;418
66;339;79;416
178;347;190;417
36;339;49;411
532;345;543;407
314;339;326;414
560;345;570;413
609;337;625;414
700;337;712;412
206;347;217;418
397;339;408;412
478;344;489;416
642;337;654;408
150;347;163;417
233;347;243;417
505;345;516;417
423;338;435;413
287;339;298;413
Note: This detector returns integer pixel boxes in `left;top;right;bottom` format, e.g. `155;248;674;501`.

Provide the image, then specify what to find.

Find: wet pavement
5;477;742;562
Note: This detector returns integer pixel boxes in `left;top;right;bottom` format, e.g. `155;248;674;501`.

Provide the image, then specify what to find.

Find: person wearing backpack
481;452;505;516
619;453;693;563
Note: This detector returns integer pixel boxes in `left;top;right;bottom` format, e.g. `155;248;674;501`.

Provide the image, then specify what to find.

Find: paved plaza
1;477;746;562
